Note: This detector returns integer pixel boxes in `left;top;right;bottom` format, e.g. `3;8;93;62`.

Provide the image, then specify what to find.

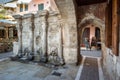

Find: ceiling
76;0;107;6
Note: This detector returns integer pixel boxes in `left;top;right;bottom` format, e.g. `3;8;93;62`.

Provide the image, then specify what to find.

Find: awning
17;0;32;4
0;20;16;26
4;3;17;8
0;0;13;4
5;15;15;20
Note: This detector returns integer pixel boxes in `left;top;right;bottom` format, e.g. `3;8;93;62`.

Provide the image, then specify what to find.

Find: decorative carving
22;48;34;60
48;25;59;33
36;36;41;45
37;48;43;55
48;48;60;65
36;47;47;62
13;11;67;65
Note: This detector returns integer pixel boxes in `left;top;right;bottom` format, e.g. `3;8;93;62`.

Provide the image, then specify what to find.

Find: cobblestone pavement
0;60;79;80
81;50;101;58
75;50;104;80
0;51;13;59
0;51;104;80
80;57;99;80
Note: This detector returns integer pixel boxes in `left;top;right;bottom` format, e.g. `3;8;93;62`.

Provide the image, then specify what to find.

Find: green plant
0;14;6;19
0;9;6;14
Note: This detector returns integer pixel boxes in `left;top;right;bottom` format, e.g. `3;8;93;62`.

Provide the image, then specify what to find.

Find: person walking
84;37;90;50
91;37;97;50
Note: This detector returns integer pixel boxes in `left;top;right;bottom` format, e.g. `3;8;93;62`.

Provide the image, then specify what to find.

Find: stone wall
77;3;106;23
13;0;81;64
47;11;62;61
102;44;120;80
102;17;120;80
102;0;120;80
13;0;79;64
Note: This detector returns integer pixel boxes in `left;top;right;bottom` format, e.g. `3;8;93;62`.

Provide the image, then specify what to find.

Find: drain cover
52;71;61;76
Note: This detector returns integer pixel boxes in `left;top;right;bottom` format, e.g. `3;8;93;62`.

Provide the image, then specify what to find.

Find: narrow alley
75;50;105;80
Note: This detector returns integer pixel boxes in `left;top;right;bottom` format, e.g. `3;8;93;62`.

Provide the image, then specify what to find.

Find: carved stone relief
13;10;78;64
36;36;41;45
48;25;59;33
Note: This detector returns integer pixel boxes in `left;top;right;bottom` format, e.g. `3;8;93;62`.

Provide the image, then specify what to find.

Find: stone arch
78;15;105;56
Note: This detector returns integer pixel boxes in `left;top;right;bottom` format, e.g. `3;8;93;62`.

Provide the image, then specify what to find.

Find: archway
81;25;101;50
78;15;105;58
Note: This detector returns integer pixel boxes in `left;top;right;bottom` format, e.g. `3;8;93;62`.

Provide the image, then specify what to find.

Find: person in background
91;37;97;50
84;37;90;50
96;38;101;50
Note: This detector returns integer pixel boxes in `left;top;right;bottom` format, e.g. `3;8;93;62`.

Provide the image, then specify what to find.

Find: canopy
4;3;17;8
0;19;16;26
0;0;13;4
17;0;32;4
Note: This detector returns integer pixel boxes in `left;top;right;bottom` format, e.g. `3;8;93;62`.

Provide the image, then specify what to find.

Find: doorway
81;25;101;49
79;21;103;58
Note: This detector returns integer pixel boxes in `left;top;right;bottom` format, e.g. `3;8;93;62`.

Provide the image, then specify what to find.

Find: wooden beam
112;0;119;56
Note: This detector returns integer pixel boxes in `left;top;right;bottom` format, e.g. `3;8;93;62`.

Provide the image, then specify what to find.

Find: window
38;4;44;10
20;4;23;12
25;4;28;11
0;29;5;38
95;27;100;40
13;28;17;38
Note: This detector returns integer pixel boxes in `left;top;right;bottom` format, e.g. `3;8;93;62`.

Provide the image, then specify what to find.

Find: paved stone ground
0;51;13;59
75;51;105;80
0;60;79;80
80;57;99;80
81;50;101;58
0;51;104;80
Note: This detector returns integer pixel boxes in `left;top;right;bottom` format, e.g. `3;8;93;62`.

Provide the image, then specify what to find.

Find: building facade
16;0;58;15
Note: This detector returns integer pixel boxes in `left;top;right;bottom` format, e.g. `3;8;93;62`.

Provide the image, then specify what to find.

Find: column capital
22;13;34;19
34;10;48;18
13;14;22;20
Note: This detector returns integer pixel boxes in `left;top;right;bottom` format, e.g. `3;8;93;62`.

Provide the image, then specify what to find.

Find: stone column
31;14;35;53
22;13;34;53
9;28;13;38
41;11;48;61
59;23;65;64
5;27;9;39
13;15;23;53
